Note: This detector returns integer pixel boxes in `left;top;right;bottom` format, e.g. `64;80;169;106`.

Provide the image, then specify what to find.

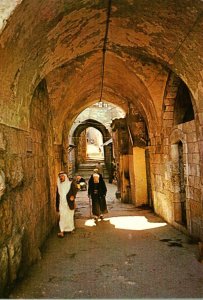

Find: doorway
172;141;187;227
177;141;187;226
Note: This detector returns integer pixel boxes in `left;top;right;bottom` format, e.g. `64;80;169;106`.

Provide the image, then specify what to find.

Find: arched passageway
68;116;112;179
0;0;203;296
65;102;126;185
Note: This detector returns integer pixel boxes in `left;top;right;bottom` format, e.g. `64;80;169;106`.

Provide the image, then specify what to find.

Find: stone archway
70;119;112;178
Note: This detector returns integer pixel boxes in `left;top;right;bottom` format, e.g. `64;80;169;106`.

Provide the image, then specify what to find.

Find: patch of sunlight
85;219;97;227
106;216;167;230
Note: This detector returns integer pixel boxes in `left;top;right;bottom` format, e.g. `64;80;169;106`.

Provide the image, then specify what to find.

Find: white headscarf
57;172;71;197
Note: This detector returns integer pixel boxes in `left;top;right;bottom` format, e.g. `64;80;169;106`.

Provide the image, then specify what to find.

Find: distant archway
71;119;112;176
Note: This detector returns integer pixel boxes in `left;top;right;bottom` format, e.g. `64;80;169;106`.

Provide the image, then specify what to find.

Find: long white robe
57;175;75;232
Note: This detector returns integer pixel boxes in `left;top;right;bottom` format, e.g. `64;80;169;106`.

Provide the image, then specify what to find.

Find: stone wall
150;74;203;240
151;120;202;238
0;81;57;297
77;130;87;165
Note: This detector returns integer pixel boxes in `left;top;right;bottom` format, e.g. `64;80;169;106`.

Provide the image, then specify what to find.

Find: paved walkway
9;183;203;299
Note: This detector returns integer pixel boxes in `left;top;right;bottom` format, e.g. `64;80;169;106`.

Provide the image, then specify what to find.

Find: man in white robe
56;171;78;237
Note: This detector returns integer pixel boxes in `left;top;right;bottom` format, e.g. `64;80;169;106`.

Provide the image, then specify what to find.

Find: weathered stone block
165;105;174;112
164;137;169;145
189;163;200;177
182;120;196;132
0;199;13;242
155;144;162;154
163;180;171;191
150;137;156;146
199;141;203;157
164;98;175;106
165;127;172;135
186;186;194;200
165;90;178;98
190;201;202;224
192;153;200;164
0;132;6;151
194;177;201;189
23;157;34;185
26;136;33;153
6;157;24;188
187;153;193;164
193;188;201;202
188;175;195;187
173;201;182;223
201;162;203;184
155;174;163;191
187;132;197;143
8;233;23;283
0;169;6;199
163;111;174;120
187;142;199;154
154;153;161;163
6;132;22;155
153;191;173;223
190;221;200;238
0;246;8;297
164;161;172;180
198;112;203;125
149;145;156;153
163;146;169;155
199;126;203;140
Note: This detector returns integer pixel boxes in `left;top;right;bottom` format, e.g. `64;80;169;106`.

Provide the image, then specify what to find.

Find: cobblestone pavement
9;183;203;299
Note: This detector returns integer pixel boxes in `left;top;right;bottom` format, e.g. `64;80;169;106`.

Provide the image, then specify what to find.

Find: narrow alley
9;183;203;299
1;1;203;297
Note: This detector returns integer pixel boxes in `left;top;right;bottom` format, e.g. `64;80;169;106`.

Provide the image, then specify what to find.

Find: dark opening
178;141;187;226
174;82;194;125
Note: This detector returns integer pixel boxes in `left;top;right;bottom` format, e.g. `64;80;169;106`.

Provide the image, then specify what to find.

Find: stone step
77;171;108;176
76;163;109;180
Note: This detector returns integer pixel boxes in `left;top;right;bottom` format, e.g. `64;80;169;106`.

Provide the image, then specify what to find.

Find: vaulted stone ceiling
0;0;202;140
